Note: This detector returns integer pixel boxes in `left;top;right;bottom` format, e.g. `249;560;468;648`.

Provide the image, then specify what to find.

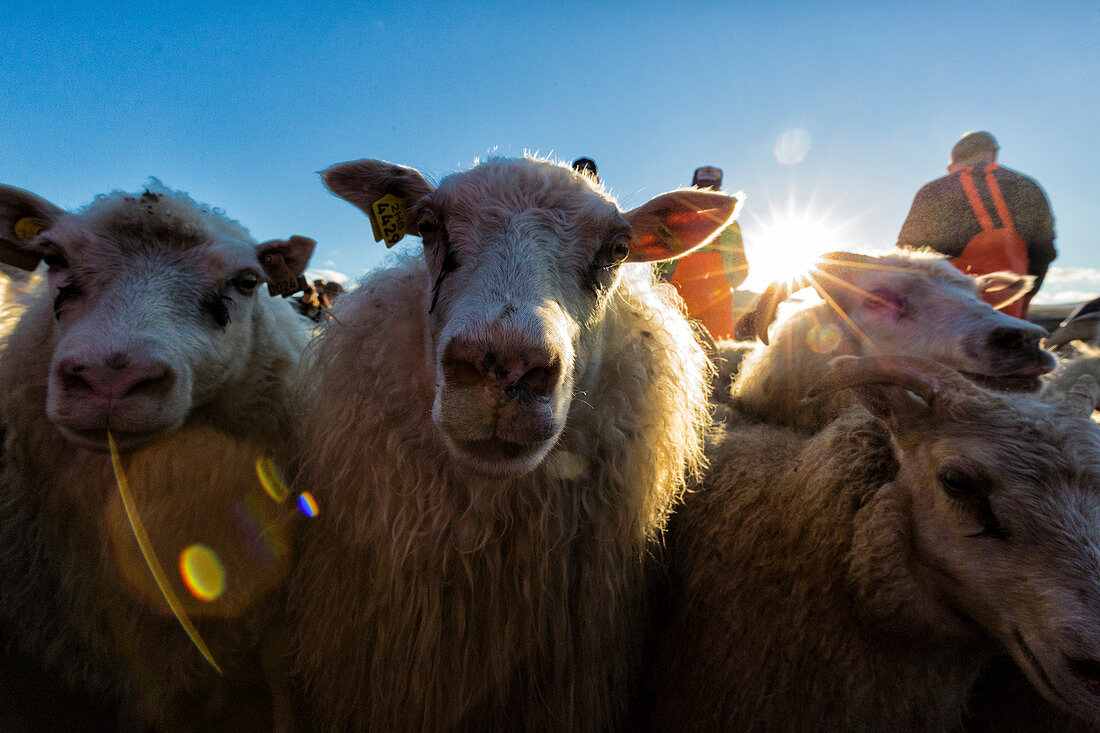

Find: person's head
948;131;999;172
571;157;599;183
692;166;723;191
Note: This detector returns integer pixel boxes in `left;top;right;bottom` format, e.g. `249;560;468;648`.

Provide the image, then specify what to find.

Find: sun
740;205;849;294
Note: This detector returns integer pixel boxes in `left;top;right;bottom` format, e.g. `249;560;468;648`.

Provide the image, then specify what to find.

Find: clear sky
3;1;1098;302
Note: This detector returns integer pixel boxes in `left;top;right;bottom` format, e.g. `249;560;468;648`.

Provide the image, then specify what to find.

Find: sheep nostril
517;361;562;397
60;361;93;394
444;356;483;388
988;326;1032;352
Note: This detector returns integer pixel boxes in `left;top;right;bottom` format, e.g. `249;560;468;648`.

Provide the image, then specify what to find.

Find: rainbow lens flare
255;456;290;502
806;323;842;353
178;544;227;602
298;492;319;518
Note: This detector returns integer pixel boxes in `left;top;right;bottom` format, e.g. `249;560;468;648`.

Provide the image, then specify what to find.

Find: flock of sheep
0;157;1098;732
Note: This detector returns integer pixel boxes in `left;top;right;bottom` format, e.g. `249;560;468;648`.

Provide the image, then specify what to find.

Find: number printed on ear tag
370;195;409;248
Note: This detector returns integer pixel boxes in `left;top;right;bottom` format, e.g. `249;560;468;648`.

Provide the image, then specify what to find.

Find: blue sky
4;1;1098;302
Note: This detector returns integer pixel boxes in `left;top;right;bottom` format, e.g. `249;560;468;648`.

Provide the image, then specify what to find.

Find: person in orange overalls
657;166;748;340
897;131;1055;319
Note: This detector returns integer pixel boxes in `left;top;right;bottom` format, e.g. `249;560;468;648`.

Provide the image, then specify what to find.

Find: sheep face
0;183;314;453
324;157;738;477
746;254;1056;391
833;358;1100;722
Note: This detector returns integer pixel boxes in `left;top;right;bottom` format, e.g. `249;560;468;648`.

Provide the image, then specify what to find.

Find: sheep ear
0;184;66;271
846;383;933;427
973;271;1035;311
1045;317;1100;350
623;189;741;263
321;160;435;240
258;235;317;297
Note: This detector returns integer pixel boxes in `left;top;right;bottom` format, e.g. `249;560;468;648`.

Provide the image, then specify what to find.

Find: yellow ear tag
655;222;685;253
13;216;46;242
369;195;409;248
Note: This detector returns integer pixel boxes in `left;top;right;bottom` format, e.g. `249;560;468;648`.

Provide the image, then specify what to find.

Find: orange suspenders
958;164;1018;234
952;165;1031;317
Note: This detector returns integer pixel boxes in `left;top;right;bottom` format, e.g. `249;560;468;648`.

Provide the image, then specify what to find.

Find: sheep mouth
456;438;545;462
449;436;556;477
963;365;1053;393
54;425;170;453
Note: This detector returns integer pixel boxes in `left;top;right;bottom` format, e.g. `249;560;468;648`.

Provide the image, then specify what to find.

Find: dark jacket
897;163;1056;286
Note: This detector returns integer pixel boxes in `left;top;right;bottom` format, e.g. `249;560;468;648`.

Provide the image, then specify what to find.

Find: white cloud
305;268;350;286
1042;266;1100;286
1032;266;1100;304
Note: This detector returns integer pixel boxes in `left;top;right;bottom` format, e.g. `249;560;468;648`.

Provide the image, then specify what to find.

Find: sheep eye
938;467;978;499
201;293;232;328
417;212;438;238
608;233;631;265
42;247;69;271
233;271;260;295
52;281;82;320
597;232;631;269
864;288;906;317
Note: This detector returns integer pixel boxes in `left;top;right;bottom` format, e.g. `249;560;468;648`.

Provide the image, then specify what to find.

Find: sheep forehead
929;405;1100;500
432;158;618;238
861;256;976;300
48;190;258;287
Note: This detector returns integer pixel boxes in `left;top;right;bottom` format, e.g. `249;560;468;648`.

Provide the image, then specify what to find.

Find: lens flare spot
179;544;226;602
775;128;811;165
255;457;290;503
298;492;319;518
806;323;843;353
546;450;588;481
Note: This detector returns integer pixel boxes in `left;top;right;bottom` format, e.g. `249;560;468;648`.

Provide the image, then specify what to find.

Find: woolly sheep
1045;296;1100;351
287;156;738;731
0;182;315;729
649;355;1100;731
1040;300;1100;415
730;251;1056;432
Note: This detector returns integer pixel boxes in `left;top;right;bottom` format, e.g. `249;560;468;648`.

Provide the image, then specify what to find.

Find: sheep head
324;157;739;477
1046;296;1100;350
0;182;316;452
817;355;1100;723
736;251;1055;392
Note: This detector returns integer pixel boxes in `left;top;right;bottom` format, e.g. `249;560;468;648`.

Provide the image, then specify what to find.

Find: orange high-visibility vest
660;222;748;340
951;165;1031;318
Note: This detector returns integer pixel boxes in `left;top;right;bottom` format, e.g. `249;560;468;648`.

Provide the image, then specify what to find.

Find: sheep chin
443;434;558;478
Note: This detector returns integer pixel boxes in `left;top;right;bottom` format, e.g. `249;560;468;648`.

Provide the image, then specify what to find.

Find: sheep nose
58;353;175;404
988;323;1045;353
442;334;562;398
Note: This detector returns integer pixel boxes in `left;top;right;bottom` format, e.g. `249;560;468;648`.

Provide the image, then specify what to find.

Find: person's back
659;166;749;339
897;131;1055;318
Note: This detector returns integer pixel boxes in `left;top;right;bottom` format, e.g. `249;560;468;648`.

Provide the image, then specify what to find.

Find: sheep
0;181;316;730
649;354;1100;731
1045;296;1100;351
729;251;1056;432
286;156;739;731
1039;299;1100;416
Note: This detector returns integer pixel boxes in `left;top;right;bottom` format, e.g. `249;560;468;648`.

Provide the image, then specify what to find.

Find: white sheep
287;156;738;731
0;182;316;729
649;354;1100;731
730;251;1056;432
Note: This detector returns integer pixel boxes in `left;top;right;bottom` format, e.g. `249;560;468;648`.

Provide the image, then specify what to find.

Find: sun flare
741;207;848;294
